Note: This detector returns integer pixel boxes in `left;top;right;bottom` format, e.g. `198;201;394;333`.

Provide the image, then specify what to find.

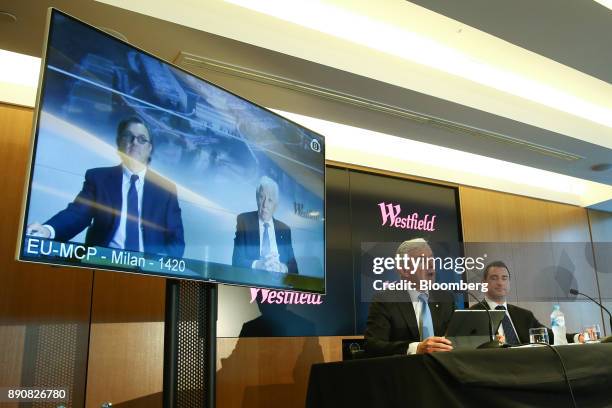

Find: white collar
123;165;147;181
485;297;507;311
258;217;274;227
408;289;429;304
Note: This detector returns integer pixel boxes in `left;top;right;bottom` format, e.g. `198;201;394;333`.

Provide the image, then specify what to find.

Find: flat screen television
17;9;326;293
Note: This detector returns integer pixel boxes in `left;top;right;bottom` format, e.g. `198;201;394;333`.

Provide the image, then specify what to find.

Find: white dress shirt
258;217;278;257
251;217;280;269
108;166;146;252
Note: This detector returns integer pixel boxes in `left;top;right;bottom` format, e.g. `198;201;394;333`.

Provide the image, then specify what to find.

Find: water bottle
551;305;568;345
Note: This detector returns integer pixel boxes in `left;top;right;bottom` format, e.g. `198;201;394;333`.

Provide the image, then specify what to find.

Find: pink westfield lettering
378;202;437;231
249;288;323;305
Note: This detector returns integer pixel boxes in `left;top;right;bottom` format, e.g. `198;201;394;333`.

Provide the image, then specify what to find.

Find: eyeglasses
122;134;151;145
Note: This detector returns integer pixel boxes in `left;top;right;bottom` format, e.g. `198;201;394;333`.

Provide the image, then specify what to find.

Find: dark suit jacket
470;302;575;343
232;211;298;274
365;290;456;357
45;165;185;257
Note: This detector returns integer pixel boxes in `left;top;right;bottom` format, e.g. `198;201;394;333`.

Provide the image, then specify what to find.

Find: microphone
570;289;612;343
466;291;504;349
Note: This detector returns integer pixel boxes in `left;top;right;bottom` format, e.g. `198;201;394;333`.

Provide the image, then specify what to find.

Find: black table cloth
306;344;612;408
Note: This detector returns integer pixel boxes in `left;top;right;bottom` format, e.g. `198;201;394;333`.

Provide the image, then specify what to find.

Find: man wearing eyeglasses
26;116;185;257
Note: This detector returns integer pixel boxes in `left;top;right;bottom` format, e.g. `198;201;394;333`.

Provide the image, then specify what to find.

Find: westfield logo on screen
378;202;437;231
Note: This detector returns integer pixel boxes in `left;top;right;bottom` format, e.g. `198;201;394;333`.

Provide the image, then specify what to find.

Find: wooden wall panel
85;272;166;408
216;335;360;408
547;203;592;242
0;103;93;408
459;186;602;334
460;187;553;242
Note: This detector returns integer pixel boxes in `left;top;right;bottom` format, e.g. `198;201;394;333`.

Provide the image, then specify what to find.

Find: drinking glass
529;327;550;344
582;324;602;343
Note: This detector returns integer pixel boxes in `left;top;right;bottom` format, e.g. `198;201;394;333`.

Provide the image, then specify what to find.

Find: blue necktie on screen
261;222;271;257
419;293;434;340
495;305;520;345
125;174;140;252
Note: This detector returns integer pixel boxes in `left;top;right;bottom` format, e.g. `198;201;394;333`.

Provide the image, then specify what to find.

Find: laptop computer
445;309;506;350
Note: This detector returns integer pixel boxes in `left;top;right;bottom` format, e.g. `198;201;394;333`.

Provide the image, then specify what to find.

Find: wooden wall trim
326;159;459;188
0;103;93;408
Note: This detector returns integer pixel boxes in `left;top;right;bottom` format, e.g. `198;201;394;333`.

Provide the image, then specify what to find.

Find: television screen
17;9;326;293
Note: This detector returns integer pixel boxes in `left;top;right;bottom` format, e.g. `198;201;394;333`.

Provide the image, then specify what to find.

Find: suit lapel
507;305;521;323
141;172;153;246
273;218;285;259
249;212;261;258
397;300;420;340
429;298;444;335
506;305;525;342
396;293;445;340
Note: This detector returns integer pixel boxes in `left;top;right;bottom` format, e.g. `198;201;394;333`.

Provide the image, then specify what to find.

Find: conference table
306;344;612;408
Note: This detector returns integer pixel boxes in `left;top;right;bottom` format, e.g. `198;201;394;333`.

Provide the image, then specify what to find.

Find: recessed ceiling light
0;50;40;87
0;49;40;107
591;163;612;172
275;109;612;208
593;0;612;11
223;0;612;131
100;27;128;43
0;11;17;24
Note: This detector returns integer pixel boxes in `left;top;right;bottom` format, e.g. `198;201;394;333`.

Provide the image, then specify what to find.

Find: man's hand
277;261;288;273
416;336;453;354
255;254;288;273
263;256;280;272
264;259;289;273
254;259;275;271
263;254;287;273
26;223;51;238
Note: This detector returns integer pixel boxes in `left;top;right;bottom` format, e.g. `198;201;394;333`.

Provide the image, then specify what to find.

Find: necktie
495;305;520;345
125;174;140;252
261;222;271;257
418;292;434;341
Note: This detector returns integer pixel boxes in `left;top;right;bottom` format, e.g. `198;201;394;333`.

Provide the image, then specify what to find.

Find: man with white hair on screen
365;238;455;356
232;176;298;274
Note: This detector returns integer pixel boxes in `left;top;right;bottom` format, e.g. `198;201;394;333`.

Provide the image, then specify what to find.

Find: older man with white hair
365;238;455;356
232;176;298;274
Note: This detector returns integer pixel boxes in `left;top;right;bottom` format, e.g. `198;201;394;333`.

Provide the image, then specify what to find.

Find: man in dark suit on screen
232;176;298;274
365;239;455;357
470;261;582;344
26;116;185;257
